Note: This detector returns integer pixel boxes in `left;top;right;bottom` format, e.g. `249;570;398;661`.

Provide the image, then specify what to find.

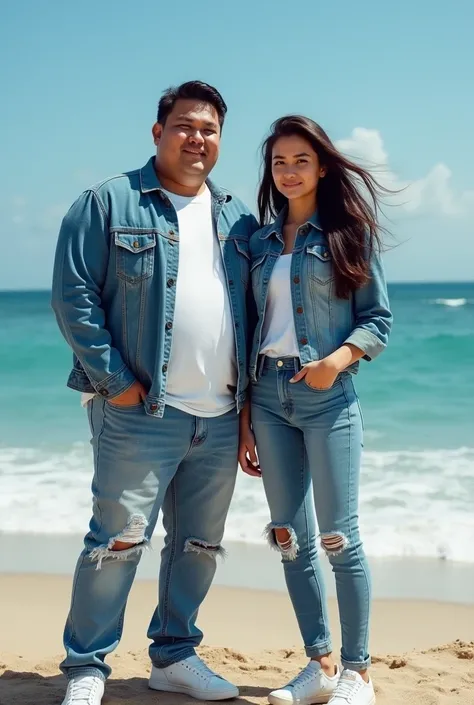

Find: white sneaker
268;661;340;705
149;654;239;701
61;674;104;705
328;670;375;704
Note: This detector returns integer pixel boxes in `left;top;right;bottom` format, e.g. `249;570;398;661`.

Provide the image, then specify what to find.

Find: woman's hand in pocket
289;358;338;390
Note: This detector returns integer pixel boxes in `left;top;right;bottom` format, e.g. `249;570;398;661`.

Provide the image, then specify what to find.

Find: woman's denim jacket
249;210;392;381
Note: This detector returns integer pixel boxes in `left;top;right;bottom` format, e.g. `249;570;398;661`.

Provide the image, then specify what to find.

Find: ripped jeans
251;357;371;671
61;398;238;679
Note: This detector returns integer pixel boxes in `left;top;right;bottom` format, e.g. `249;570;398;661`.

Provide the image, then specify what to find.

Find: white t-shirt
259;254;299;358
162;186;236;417
81;185;237;417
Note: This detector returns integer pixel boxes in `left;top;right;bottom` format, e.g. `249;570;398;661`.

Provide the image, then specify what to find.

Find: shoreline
2;532;474;605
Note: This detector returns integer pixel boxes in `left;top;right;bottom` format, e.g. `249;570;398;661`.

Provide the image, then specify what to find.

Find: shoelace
188;658;219;682
332;676;362;702
67;677;99;704
287;664;320;690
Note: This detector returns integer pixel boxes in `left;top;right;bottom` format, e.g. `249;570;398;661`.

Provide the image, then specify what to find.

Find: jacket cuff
344;329;386;361
94;365;137;399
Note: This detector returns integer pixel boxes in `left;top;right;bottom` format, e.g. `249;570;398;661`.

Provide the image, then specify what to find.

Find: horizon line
1;280;473;295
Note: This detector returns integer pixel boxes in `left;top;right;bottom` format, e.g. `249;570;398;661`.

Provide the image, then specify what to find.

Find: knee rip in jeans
264;523;299;561
89;514;149;570
320;532;349;556
184;537;226;560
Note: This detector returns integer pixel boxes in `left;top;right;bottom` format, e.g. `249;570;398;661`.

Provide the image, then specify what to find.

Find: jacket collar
139;156;231;203
260;206;323;239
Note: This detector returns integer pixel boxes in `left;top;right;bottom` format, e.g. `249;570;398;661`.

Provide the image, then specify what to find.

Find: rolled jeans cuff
304;641;333;658
341;655;372;671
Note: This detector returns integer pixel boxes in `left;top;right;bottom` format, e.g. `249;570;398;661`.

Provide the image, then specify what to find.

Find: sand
1;574;474;704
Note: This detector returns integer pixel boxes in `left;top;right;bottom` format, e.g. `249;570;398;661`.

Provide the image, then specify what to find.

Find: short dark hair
157;81;227;128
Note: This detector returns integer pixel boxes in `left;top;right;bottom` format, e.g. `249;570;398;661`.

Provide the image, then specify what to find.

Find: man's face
153;99;221;187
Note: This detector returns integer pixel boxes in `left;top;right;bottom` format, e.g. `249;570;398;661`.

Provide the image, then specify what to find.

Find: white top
162;186;236;417
81;185;236;417
259;254;299;358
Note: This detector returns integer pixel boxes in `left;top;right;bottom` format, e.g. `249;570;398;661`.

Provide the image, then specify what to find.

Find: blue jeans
251;357;371;671
61;399;239;679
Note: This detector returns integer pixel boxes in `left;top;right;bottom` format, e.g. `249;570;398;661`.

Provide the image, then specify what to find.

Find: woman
239;116;392;705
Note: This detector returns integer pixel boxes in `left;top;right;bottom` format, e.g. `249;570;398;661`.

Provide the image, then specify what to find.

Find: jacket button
167;278;175;287
133;241;140;248
100;389;109;396
165;322;173;330
293;276;300;284
323;251;329;259
300;337;308;345
162;364;168;373
150;403;158;411
168;230;175;236
296;306;303;314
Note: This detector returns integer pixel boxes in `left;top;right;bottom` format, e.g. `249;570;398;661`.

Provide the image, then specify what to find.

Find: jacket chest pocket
306;244;333;285
114;233;156;284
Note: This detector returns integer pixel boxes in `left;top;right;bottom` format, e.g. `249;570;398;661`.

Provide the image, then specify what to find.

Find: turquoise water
0;284;473;561
1;285;473;449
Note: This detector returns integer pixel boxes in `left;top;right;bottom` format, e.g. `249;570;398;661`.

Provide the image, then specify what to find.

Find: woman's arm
291;246;392;387
343;244;393;361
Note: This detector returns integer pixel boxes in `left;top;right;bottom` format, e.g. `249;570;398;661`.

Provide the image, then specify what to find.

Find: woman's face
271;134;326;202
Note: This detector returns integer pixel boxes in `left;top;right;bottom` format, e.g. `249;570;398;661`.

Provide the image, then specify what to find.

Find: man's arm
51;189;137;399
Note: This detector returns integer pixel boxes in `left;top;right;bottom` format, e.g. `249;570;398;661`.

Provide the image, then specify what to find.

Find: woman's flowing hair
258;116;394;298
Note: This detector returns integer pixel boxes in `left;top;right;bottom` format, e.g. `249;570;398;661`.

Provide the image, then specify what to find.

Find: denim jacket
249;210;392;380
51;157;258;418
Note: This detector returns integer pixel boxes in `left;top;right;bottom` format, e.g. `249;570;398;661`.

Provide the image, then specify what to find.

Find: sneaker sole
268;694;332;705
149;680;239;701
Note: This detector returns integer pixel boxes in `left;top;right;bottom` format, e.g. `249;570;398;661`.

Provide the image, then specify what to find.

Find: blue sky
1;0;473;289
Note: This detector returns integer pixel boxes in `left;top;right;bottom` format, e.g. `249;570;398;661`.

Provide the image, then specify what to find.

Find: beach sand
1;574;474;705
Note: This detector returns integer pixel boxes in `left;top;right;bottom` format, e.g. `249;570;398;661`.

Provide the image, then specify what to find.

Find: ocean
0;284;473;562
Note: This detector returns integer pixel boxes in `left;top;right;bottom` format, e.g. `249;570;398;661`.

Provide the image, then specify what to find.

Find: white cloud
336;128;474;217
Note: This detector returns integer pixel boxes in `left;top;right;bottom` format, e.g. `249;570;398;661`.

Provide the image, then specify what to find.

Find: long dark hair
258;115;391;299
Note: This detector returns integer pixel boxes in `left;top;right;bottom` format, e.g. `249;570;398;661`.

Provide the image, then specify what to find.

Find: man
51;80;258;705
